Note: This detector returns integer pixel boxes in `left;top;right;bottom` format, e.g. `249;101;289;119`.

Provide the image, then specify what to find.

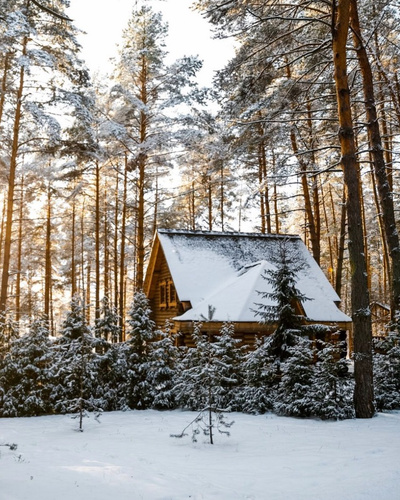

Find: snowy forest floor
1;410;399;500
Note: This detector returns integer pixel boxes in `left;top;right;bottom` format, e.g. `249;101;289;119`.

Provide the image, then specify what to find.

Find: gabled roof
145;229;351;325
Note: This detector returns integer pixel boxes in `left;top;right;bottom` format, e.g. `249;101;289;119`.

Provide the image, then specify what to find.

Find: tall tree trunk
44;183;52;326
331;0;374;418
114;171;119;311
95;161;101;322
0;53;10;126
220;161;225;231
335;186;347;298
207;173;213;231
119;156;128;341
104;191;110;300
290;127;320;264
0;36;27;314
15;176;24;326
307;101;321;254
71;199;77;297
350;0;400;320
0;196;6;265
136;52;148;291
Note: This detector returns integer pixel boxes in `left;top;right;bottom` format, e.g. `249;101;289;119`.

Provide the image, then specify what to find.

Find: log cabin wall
149;255;180;329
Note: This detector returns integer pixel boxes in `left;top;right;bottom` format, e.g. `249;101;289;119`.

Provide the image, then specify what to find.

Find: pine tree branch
30;0;73;22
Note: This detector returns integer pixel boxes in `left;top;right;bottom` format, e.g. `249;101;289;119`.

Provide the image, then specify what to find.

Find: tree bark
290;127;320;264
350;0;400;320
331;0;374;418
0;36;27;314
119;155;128;341
44;183;52;326
95;161;100;322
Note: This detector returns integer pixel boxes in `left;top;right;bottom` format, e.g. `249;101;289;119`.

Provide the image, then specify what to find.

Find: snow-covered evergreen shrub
94;341;130;411
148;323;178;410
212;322;244;411
311;340;354;419
240;336;278;414
0;311;19;360
94;296;121;344
125;291;156;409
274;334;316;417
373;329;400;411
48;296;101;427
0;317;53;417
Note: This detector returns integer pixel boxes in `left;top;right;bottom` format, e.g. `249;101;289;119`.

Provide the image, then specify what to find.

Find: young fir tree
273;335;316;418
95;342;130;411
0;316;52;417
0;311;19;358
311;339;354;419
373;327;400;411
125;291;156;409
255;239;308;362
212;322;244;411
94;296;121;344
240;335;279;414
49;295;100;429
148;322;178;410
173;323;234;444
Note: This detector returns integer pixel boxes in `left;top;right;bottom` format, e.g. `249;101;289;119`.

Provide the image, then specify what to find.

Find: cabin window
160;281;167;307
169;282;177;306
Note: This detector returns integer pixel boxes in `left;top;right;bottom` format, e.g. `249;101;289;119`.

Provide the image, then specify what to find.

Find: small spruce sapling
50;295;101;431
373;325;400;411
0;316;53;417
254;238;309;362
173;322;234;444
125;291;156;409
312;338;354;419
148;321;178;410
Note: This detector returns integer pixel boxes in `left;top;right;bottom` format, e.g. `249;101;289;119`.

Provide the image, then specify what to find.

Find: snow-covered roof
154;229;351;325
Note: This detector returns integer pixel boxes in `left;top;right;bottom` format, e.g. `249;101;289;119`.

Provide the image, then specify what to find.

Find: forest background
1;0;400;418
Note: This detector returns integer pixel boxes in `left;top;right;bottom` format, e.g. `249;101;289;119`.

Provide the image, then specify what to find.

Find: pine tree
125;291;155;409
241;336;279;414
274;336;315;418
173;323;234;444
311;339;355;419
0;316;52;417
148;322;178;410
212;322;244;411
255;238;308;362
94;296;121;344
373;328;400;411
49;295;100;430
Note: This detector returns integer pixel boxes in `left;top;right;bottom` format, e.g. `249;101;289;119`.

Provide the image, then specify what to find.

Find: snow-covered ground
1;410;399;500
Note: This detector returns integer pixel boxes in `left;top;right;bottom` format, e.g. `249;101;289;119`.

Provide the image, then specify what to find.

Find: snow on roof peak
156;229;351;324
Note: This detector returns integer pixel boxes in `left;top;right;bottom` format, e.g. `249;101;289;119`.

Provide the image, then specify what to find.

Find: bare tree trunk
335;187;347;298
0;36;27;314
104;192;110;300
220;161;225;231
350;0;400;320
290;127;320;264
0;53;10;126
119;156;128;341
332;0;374;418
207;173;213;231
95;161;101;322
15;176;24;326
44;183;52;326
136;52;148;290
71;199;77;298
113;171;119;311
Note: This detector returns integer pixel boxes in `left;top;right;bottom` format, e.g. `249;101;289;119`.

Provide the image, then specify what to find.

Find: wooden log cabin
144;229;352;350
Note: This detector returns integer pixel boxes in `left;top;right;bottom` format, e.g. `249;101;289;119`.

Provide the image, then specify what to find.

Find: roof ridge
157;228;300;239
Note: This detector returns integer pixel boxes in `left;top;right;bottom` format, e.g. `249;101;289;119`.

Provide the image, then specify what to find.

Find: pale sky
66;0;235;85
